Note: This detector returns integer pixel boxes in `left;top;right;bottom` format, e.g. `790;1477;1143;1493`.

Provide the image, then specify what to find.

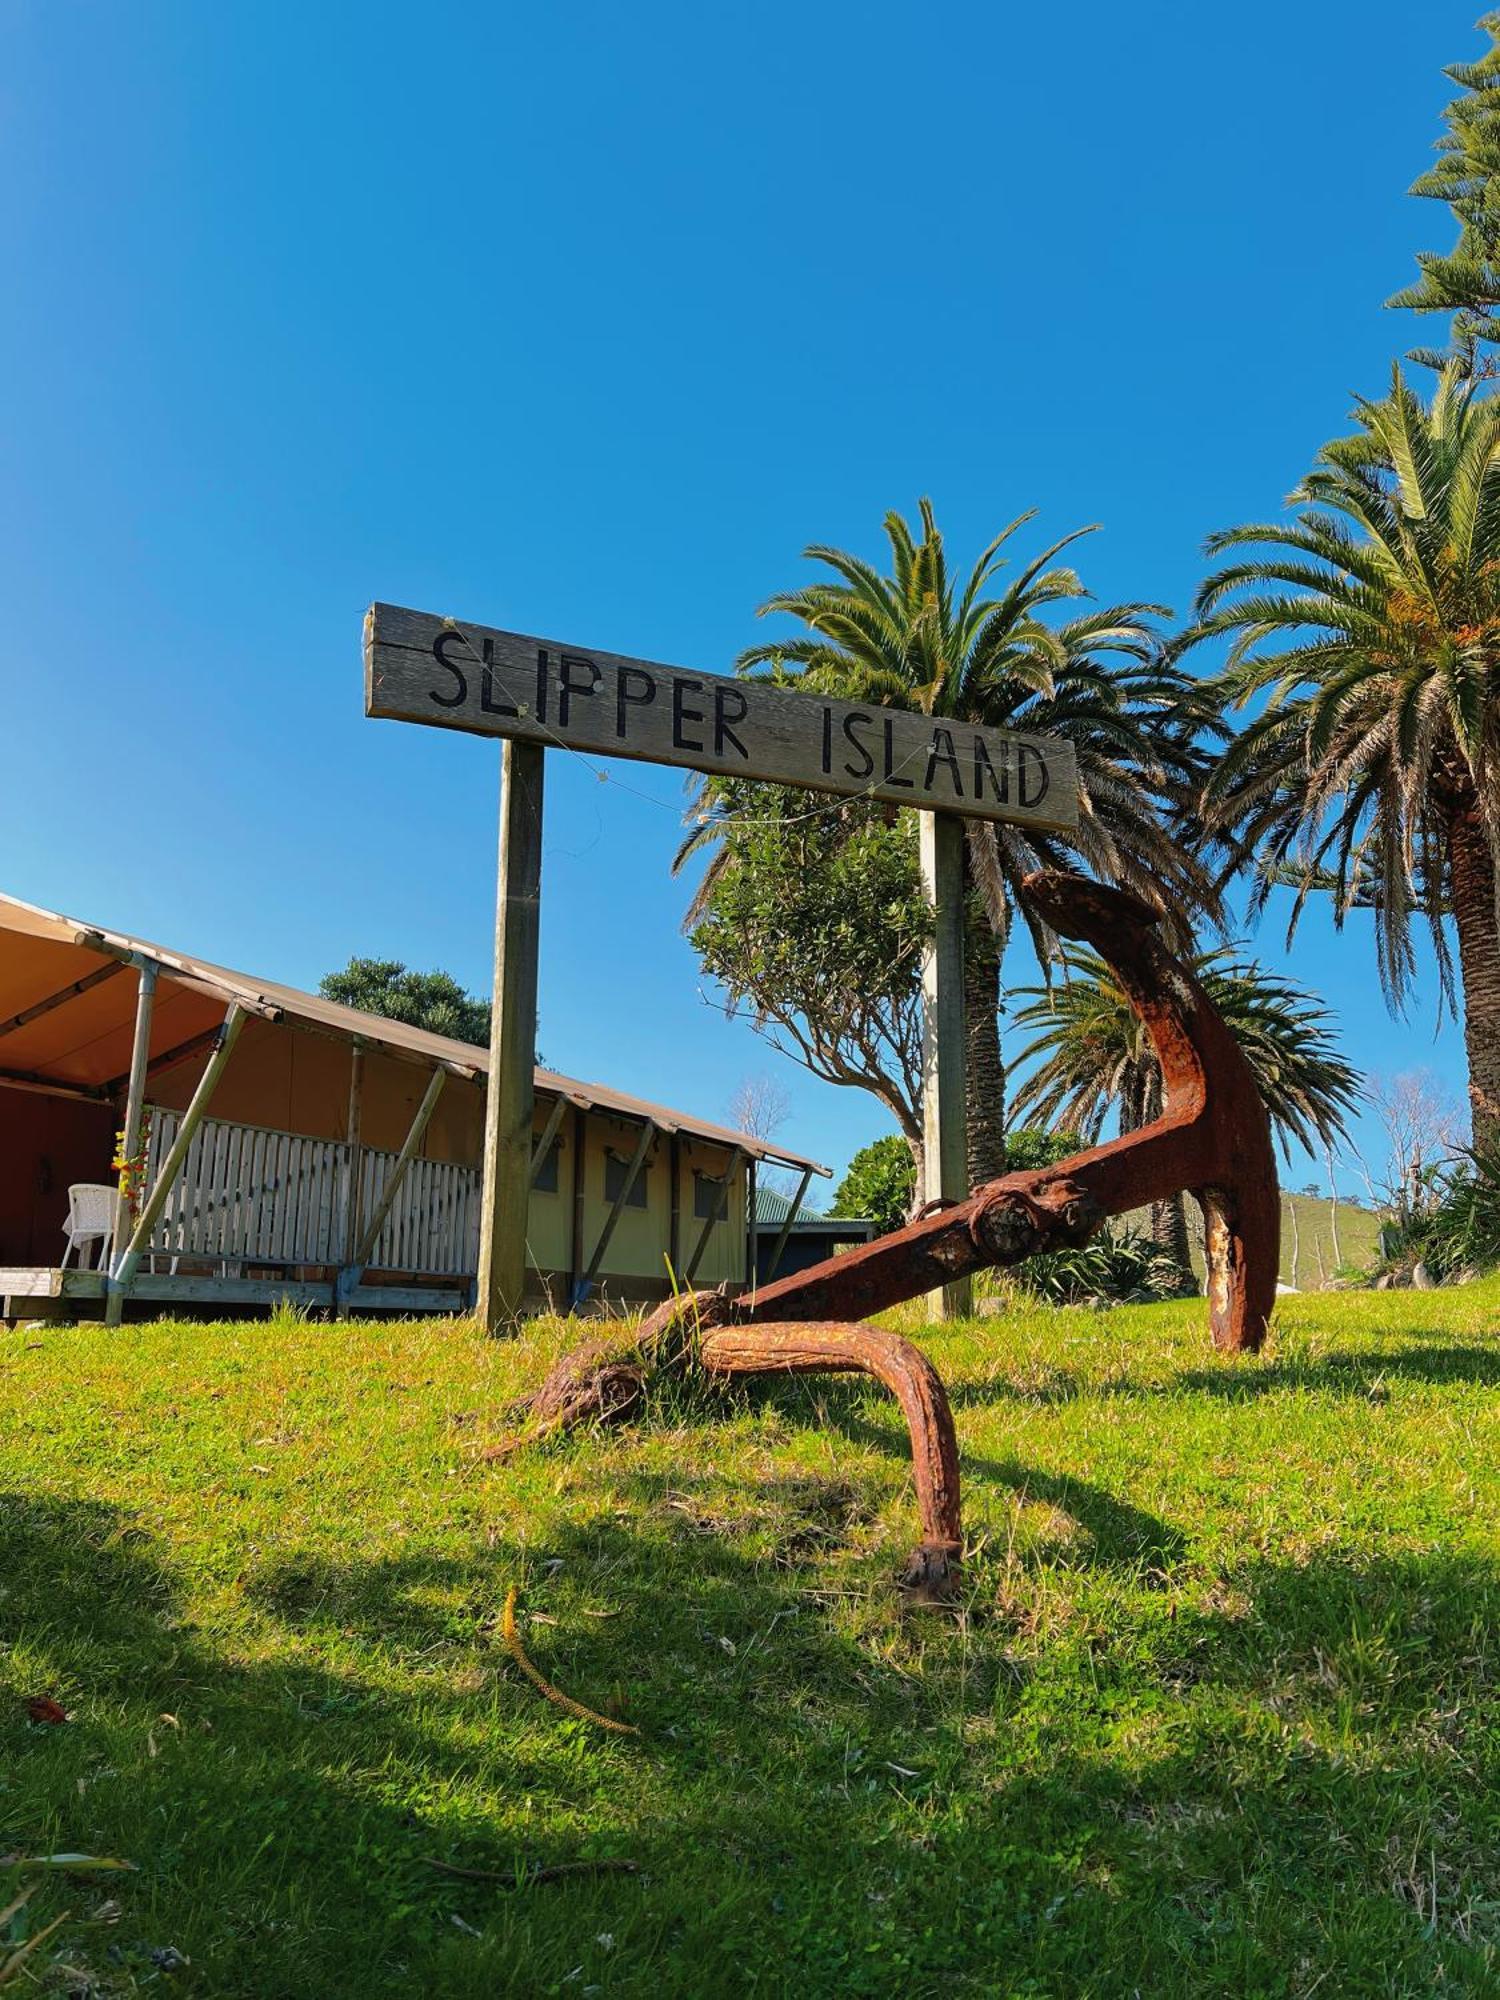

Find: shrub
1006;1223;1188;1306
828;1136;916;1236
1404;1141;1500;1279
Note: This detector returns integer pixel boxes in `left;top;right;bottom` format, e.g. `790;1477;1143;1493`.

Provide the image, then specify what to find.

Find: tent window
532;1136;561;1195
693;1170;729;1222
604;1146;649;1208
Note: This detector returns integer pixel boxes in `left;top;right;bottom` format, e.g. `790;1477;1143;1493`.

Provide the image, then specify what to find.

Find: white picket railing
358;1147;481;1276
143;1108;479;1276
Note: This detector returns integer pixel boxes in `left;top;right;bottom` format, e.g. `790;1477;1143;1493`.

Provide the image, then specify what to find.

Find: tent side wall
143;1019;485;1164
556;1116;748;1300
520;1109;748;1309
137;1014;752;1307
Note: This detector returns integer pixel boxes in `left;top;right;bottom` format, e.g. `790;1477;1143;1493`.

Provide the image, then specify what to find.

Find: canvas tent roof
0;891;827;1175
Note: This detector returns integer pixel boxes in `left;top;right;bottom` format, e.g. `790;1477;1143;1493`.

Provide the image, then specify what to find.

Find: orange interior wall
143;1021;485;1164
0;1087;117;1265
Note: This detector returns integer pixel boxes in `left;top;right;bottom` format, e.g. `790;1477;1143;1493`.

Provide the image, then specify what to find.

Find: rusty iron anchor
496;870;1280;1600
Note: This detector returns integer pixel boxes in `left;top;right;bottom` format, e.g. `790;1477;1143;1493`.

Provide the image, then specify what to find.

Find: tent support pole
684;1146;746;1287
528;1094;567;1188
107;1002;245;1325
765;1163;815;1285
343;1043;366;1265
571;1119;655;1311
337;1066;447;1301
114;959;158;1230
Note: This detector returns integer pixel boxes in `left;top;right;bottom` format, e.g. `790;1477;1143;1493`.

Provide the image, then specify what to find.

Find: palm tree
1009;948;1363;1267
1193;363;1500;1148
681;500;1221;1186
1389;11;1500;364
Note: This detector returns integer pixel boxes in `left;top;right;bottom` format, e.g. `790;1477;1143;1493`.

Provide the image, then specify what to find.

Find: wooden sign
366;602;1077;832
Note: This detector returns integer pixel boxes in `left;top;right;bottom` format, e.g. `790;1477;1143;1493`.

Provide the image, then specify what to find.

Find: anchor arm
735;871;1280;1352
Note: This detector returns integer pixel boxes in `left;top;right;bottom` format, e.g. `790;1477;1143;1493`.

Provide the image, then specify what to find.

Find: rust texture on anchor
496;871;1280;1599
733;870;1280;1355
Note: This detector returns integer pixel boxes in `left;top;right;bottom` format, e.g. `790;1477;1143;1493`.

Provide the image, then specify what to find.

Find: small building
0;892;827;1321
751;1185;874;1284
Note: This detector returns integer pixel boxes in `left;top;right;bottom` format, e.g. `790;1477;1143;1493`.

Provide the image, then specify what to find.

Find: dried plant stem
500;1587;639;1736
0;1910;70;1988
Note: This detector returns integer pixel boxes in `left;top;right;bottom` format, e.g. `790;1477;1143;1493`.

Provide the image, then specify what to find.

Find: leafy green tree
828;1135;917;1234
1010;949;1362;1266
320;958;491;1046
1391;13;1500;362
690;788;931;1167
1193;364;1500;1147
827;1125;1077;1235
1001;1125;1081;1172
684;500;1221;1190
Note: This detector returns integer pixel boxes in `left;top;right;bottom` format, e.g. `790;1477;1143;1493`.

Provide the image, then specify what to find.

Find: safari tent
0;892;827;1322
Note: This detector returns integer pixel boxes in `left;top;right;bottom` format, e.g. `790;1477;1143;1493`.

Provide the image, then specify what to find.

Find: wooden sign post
920;812;971;1319
365;603;1077;1329
476;740;545;1328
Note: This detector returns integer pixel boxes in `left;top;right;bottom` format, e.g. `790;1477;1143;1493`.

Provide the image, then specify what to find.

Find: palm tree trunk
1445;791;1500;1149
960;859;1006;1188
1151;1195;1194;1272
1135;1066;1193;1271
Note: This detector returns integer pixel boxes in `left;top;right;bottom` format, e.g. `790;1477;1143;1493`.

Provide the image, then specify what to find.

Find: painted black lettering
972;736;1007;803
558;652;601;727
536;648;549;725
841;710;875;780
616;665;656;738
1017;743;1049;809
821;706;833;775
480;635;519;717
882;716;914;788
672;675;706;752
924;727;963;797
713;685;750;760
430;631;468;707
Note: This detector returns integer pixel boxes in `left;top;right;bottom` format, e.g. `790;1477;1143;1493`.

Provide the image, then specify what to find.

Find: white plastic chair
60;1184;120;1270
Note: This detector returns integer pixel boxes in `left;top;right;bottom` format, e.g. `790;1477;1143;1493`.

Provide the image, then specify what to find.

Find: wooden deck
0;1266;467;1319
3;1104;483;1320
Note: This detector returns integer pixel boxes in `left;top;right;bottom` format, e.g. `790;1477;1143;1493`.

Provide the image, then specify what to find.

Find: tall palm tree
1193;363;1500;1148
1009;948;1363;1267
681;500;1221;1186
1389;11;1500;363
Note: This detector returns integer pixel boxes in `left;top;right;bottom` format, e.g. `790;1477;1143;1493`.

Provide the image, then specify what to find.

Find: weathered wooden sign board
366;603;1078;832
365;599;1081;1330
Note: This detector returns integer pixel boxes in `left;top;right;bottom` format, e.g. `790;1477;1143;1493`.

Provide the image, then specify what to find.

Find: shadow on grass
944;1341;1500;1413
741;1373;1188;1574
2;1482;1498;1998
1174;1342;1500;1398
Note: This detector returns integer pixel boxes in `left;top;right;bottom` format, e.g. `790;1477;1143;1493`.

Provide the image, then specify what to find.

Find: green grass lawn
1;1286;1497;1997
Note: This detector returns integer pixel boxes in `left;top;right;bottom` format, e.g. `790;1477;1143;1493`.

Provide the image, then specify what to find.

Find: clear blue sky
0;1;1477;1195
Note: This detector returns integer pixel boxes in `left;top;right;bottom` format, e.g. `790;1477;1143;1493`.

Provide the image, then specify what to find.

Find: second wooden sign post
366;602;1078;1327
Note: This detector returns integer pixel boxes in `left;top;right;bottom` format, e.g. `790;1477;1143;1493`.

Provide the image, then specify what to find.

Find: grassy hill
1136;1193;1385;1290
1272;1191;1384;1287
1;1288;1496;1995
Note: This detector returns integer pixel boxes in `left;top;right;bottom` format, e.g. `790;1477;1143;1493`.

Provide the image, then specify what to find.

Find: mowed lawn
1;1287;1497;1998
